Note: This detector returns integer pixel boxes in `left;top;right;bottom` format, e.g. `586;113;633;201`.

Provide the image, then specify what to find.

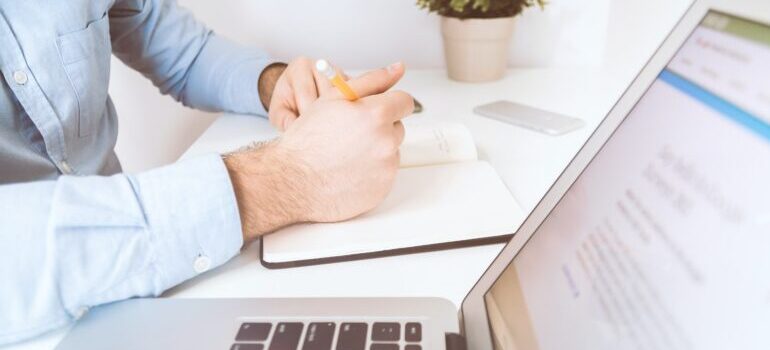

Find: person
0;0;413;344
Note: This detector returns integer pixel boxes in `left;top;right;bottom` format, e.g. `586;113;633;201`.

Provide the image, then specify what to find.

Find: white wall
112;0;690;172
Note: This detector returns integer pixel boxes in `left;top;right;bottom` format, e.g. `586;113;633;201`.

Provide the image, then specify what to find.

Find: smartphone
473;100;585;135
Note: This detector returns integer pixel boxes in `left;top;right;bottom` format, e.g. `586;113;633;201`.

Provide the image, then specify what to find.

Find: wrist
223;141;310;242
257;62;288;111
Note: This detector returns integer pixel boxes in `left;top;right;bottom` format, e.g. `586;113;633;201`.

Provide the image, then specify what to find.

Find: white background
110;0;690;172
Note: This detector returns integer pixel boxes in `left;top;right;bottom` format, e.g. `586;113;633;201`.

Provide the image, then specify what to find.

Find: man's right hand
224;62;413;242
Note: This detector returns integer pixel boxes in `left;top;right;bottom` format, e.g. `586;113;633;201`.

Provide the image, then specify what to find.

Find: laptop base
54;297;460;350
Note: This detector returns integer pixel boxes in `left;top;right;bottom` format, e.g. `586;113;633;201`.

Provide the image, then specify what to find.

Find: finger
367;90;415;122
393;120;406;146
345;62;405;98
269;105;297;132
268;93;298;128
282;114;297;131
291;66;320;114
311;64;335;96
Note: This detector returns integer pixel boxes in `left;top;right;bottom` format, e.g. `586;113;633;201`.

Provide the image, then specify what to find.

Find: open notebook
261;122;526;268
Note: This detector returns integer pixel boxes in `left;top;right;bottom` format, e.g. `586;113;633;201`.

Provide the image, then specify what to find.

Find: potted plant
418;0;546;82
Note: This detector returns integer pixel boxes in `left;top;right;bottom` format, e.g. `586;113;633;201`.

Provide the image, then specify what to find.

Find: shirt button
60;161;73;174
74;306;89;320
193;255;211;273
13;70;28;85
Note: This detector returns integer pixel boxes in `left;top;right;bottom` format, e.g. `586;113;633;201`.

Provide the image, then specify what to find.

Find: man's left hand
258;57;342;132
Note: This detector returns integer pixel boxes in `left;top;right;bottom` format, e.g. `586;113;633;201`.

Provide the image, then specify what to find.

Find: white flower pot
440;16;515;82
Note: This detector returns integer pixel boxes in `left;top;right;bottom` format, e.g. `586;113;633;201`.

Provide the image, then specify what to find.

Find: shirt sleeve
0;154;243;345
108;0;275;116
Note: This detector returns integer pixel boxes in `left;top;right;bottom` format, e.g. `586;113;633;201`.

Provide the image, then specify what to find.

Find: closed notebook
261;122;526;268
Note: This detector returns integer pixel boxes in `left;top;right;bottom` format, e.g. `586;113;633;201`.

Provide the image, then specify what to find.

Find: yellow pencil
315;59;359;101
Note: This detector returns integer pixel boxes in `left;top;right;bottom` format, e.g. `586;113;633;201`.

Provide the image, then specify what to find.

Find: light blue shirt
0;0;274;344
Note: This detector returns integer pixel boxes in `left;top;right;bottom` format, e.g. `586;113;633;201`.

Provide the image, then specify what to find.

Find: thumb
345;62;405;98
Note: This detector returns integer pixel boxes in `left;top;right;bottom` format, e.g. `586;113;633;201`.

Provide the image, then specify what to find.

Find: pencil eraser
315;59;335;78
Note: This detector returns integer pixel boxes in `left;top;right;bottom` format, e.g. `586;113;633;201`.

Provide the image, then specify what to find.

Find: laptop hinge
445;332;468;350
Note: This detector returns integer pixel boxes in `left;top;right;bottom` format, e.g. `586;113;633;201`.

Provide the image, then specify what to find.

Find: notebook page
399;122;478;168
262;160;525;264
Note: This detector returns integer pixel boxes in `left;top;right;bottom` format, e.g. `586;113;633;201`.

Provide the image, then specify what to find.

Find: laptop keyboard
231;321;423;350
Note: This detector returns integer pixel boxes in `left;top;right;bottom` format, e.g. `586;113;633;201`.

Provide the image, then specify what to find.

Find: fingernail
387;62;403;73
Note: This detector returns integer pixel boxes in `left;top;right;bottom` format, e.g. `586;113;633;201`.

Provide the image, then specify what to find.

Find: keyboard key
405;345;421;350
405;323;421;342
302;322;335;350
269;322;304;350
370;344;398;350
336;323;368;350
231;344;265;350
236;323;272;341
371;323;400;342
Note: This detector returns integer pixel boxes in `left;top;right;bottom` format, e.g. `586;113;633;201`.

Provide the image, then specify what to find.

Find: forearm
110;0;277;115
181;34;277;115
223;140;314;239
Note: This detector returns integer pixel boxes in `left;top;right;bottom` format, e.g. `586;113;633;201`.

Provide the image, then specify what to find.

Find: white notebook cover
261;160;526;267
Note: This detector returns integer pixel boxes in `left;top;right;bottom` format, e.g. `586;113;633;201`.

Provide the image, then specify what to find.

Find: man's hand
257;62;287;112
226;63;412;241
263;56;403;132
259;57;325;131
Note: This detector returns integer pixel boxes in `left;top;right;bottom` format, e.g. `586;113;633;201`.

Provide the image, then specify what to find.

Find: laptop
55;0;770;349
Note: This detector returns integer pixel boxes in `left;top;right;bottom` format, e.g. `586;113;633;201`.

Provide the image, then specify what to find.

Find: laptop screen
484;11;770;350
